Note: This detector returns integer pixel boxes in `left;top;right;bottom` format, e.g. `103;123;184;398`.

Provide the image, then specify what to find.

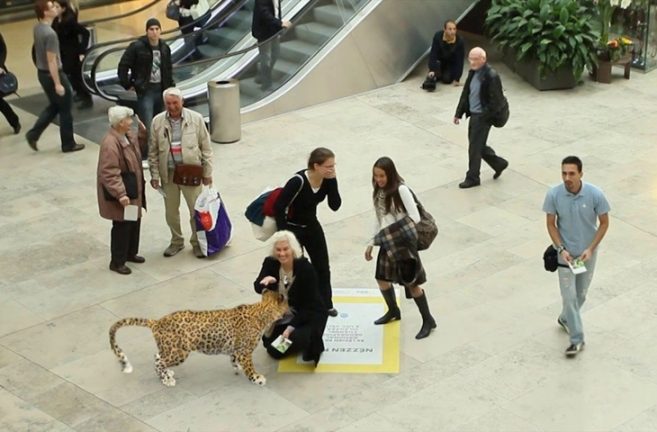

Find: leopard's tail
109;318;155;374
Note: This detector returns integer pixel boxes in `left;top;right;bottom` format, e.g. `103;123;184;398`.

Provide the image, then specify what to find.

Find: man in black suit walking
251;0;291;90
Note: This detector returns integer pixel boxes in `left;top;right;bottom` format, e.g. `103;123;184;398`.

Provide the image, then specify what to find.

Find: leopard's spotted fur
108;290;288;387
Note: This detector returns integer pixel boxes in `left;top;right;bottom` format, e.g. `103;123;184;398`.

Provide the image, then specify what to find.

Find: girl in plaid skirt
364;157;437;339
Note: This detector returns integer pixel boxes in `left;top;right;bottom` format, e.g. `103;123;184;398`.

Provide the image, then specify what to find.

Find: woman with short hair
254;230;328;365
97;106;147;275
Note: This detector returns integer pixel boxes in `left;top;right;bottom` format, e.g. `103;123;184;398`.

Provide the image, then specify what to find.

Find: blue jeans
27;70;76;150
558;253;597;344
136;83;164;159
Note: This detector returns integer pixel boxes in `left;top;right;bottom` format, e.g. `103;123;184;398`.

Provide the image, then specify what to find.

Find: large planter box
502;50;578;91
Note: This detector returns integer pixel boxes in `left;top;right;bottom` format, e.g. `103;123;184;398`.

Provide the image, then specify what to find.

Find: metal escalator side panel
241;0;479;122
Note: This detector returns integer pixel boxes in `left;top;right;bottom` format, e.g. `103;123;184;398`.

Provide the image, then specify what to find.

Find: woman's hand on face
260;276;277;286
364;245;373;261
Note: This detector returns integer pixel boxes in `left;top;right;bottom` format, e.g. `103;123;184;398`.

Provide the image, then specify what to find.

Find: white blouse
370;184;421;244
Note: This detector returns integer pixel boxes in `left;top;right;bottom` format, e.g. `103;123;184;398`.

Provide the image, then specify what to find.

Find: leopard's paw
252;374;266;386
121;362;133;374
161;374;177;387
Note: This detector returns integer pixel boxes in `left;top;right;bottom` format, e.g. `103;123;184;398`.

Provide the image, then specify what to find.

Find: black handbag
491;100;510;128
543;245;568;272
421;75;437;91
103;141;139;201
166;0;181;20
0;71;18;97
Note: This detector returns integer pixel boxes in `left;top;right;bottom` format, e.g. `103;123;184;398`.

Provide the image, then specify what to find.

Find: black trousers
466;114;507;182
289;221;333;309
62;53;91;101
0;97;19;129
110;219;141;266
262;323;313;359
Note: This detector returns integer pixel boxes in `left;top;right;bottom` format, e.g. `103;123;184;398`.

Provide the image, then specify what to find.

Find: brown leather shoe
62;143;85;153
109;262;132;275
127;255;145;264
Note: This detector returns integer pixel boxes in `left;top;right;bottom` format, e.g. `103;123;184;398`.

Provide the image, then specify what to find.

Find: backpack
245;174;304;241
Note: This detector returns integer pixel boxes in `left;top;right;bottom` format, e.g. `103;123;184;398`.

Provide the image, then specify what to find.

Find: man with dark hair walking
543;156;610;357
25;0;84;152
453;47;508;188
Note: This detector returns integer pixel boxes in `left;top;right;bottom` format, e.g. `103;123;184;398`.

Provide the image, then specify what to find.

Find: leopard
108;289;288;387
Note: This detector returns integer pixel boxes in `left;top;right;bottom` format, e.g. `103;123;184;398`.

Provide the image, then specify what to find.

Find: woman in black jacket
0;32;20;134
53;0;92;109
254;230;328;365
274;147;341;317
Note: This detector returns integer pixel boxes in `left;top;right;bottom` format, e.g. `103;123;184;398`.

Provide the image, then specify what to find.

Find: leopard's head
261;289;289;320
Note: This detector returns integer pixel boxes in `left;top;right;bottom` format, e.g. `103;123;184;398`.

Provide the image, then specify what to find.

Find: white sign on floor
278;288;400;373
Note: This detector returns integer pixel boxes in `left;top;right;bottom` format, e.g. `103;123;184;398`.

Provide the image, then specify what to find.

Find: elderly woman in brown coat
97;106;147;275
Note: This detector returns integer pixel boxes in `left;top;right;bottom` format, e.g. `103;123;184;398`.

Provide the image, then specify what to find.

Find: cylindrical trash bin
208;79;241;143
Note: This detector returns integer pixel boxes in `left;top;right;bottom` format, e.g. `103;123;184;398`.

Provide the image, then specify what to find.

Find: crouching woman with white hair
97;106;147;275
254;230;329;365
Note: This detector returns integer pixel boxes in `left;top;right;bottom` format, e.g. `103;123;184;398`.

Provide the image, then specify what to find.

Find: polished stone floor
2;28;657;432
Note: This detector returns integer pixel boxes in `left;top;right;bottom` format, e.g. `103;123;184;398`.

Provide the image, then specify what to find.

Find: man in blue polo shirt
543;156;610;357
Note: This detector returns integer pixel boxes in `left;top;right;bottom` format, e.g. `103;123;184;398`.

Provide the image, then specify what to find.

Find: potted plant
591;0;644;82
485;0;599;90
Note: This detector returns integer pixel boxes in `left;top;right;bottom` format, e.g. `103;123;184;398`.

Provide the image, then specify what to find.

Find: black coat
428;30;464;79
118;36;174;93
0;33;7;70
251;0;283;41
455;63;509;126
52;9;89;58
254;256;328;359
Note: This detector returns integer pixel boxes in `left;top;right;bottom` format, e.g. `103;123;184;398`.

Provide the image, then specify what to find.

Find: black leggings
289;221;333;309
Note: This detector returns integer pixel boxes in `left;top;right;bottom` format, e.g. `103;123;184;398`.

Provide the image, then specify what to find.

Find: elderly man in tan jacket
148;87;213;258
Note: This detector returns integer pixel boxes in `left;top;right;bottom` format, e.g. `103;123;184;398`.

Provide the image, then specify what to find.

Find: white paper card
124;204;139;221
271;335;293;354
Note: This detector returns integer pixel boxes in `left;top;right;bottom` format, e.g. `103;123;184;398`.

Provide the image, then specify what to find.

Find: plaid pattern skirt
375;247;426;286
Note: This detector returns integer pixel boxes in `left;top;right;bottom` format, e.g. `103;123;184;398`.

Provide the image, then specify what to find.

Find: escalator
89;0;479;122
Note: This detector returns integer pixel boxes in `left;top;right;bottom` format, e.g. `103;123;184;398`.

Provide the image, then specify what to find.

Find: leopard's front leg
234;354;266;386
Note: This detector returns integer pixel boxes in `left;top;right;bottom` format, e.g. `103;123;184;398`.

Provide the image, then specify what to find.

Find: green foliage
486;0;599;78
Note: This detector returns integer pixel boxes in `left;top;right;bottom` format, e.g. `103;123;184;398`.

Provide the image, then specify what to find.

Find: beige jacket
148;107;213;184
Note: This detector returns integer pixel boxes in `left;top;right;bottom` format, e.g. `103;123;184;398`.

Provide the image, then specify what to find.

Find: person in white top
364;157;437;339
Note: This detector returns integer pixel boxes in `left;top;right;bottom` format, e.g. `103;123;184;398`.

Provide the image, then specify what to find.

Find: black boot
413;291;436;339
374;288;401;325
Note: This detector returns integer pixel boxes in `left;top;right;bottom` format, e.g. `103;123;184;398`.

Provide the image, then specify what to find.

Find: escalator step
313;4;345;28
294;22;338;45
